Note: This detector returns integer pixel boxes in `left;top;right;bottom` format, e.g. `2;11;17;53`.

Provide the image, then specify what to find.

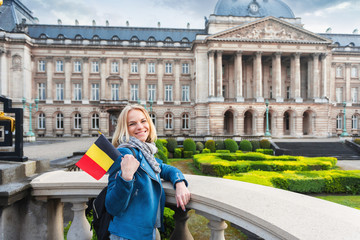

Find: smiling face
127;109;150;142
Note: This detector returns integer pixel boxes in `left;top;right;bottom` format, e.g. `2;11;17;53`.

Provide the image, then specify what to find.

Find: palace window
165;63;172;74
74;61;82;73
130;84;139;101
148;62;155;73
149;113;156;126
336;66;343;77
351;88;358;103
74;113;82;129
130;36;139;46
38;113;45;129
182;113;190;129
91;61;99;73
148;84;156;101
56;60;63;72
91;113;100;129
351;66;359;78
352;115;359;130
182;85;190;102
111;84;119;101
38;60;46;72
180;38;190;47
336;114;342;129
182;63;189;74
92;35;100;44
57;34;65;39
56;83;64;101
74;83;82;101
131;62;138;73
165;85;173;102
147;37;156;46
91;83;100;101
56;113;64;129
111;61;119;73
286;86;291;99
164;37;173;47
38;83;46;100
165;113;173;129
270;86;273;99
336;87;343;103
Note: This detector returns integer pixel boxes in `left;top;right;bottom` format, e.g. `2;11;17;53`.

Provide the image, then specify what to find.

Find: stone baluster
66;199;92;240
170;207;193;240
197;212;227;240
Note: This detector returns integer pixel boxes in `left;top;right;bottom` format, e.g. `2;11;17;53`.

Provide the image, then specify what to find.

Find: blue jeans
109;229;157;240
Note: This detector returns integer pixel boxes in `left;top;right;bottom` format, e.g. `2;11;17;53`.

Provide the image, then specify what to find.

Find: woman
105;104;191;240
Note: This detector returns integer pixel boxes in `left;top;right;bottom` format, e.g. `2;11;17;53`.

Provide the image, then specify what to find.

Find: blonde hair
112;104;157;147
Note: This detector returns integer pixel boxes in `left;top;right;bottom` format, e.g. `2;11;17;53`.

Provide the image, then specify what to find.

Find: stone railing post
65;199;92;240
169;207;193;240
198;212;227;240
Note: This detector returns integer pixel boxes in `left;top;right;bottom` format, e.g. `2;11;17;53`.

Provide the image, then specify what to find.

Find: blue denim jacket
105;147;187;240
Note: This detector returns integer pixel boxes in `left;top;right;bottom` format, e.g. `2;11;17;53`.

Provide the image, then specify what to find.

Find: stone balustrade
31;170;360;240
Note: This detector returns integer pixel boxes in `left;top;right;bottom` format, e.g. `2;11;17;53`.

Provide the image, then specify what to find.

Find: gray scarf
119;136;161;174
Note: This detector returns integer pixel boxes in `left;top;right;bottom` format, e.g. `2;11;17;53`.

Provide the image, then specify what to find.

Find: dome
214;0;295;18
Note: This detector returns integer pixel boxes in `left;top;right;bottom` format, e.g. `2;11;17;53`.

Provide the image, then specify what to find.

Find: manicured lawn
315;195;360;210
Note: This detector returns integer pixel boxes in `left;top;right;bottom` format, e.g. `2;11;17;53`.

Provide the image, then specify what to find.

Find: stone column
82;57;89;104
47;199;64;240
100;58;107;100
174;59;181;105
140;58;146;104
0;48;6;96
345;63;351;103
235;51;244;102
293;53;302;102
122;58;129;100
64;57;72;104
321;53;328;99
208;51;215;98
273;52;283;102
330;63;336;102
66;200;92;240
157;59;164;105
254;52;264;102
216;51;223;99
169;208;193;240
46;56;53;104
312;53;320;100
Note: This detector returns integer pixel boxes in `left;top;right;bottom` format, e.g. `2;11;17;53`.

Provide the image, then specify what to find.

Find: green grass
315;195;360;210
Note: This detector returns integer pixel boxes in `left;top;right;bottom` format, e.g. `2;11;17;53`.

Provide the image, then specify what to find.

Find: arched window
181;37;190;47
57;34;65;39
92;113;100;129
164;37;173;46
336;114;343;129
74;113;82;129
74;34;83;44
147;36;156;46
92;35;100;44
165;113;173;129
130;36;140;46
38;113;45;129
149;113;156;126
182;113;190;129
352;115;358;130
56;113;64;129
39;34;47;39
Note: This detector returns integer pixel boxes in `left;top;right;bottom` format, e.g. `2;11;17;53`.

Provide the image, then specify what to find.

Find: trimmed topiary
183;151;193;158
202;148;211;153
155;139;165;152
156;150;168;164
174;148;182;158
216;150;231;153
224;139;239;153
205;140;216;153
240;140;252;152
260;139;271;149
215;140;225;150
250;140;260;152
196;142;204;152
166;138;178;153
183;138;196;154
159;139;168;148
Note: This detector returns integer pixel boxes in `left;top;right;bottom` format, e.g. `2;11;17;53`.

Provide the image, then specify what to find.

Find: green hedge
224;139;239;153
256;148;274;155
215;140;225;150
225;170;360;194
239;140;252;151
202;148;211;154
260;139;271;149
216;150;230;153
205;140;216;153
174;148;182;158
167;138;178;153
183;151;193;158
196;142;204;152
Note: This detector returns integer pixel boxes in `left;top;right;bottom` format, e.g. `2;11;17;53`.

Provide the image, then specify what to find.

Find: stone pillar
169;208;193;240
216;51;223;99
66;200;92;240
47;199;64;240
157;59;164;105
293;53;302;102
140;58;146;104
82;57;89;104
235;51;244;102
0;48;7;96
254;52;264;102
122;58;129;100
312;53;320;100
100;58;107;100
321;54;328;99
273;52;283;102
208;51;215;98
174;59;181;105
330;63;336;102
46;57;53;104
64;57;72;104
345;63;351;103
64;115;72;137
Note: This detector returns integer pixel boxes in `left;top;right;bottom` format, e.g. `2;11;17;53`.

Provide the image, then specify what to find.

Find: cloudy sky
21;0;360;34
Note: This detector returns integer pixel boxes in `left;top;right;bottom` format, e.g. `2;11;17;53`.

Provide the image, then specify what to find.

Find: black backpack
88;148;136;240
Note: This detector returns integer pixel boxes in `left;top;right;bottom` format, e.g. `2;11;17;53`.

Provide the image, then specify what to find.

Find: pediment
208;16;331;44
106;75;123;81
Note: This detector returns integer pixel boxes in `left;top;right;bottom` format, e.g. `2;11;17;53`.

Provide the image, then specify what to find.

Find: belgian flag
76;134;119;180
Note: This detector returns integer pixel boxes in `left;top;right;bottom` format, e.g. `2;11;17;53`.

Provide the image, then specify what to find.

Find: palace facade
0;0;359;139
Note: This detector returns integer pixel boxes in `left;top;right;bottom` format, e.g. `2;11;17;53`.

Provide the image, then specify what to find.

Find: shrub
156;150;168;164
205;140;216;153
167;138;178;153
159;139;168;148
215;140;225;150
202;148;211;153
183;151;193;158
196;142;204;152
216;150;231;153
256;148;274;155
224;139;239;153
250;140;260;151
183;139;196;154
160;207;175;239
239;140;252;152
174;148;182;158
155;139;165;152
260;139;271;149
354;139;360;145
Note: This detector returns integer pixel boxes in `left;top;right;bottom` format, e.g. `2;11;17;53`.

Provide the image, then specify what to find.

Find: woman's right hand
121;154;140;181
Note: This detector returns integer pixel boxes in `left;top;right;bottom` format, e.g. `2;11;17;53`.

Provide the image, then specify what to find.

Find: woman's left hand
175;181;191;211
